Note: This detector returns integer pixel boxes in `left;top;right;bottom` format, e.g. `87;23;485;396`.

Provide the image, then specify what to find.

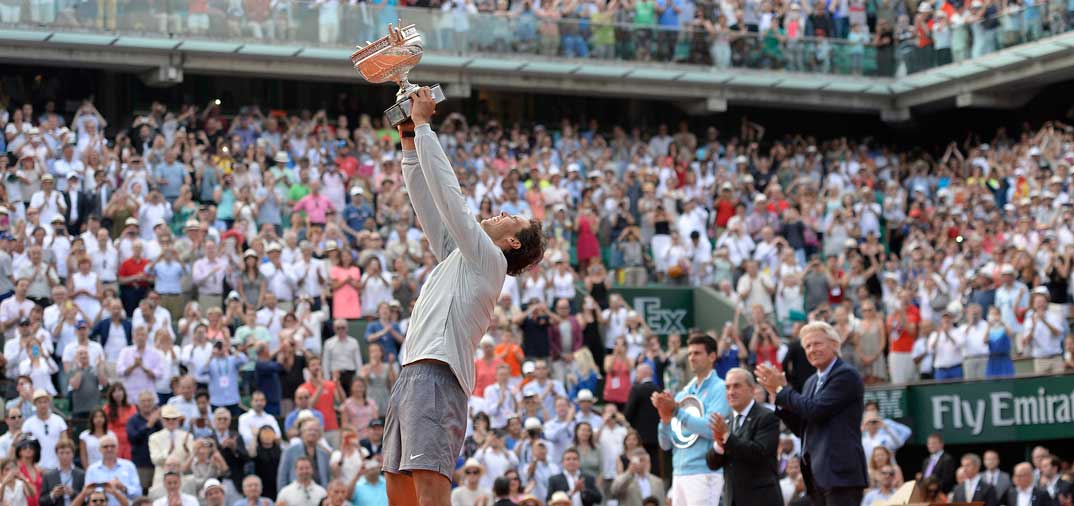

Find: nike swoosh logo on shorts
410;453;423;460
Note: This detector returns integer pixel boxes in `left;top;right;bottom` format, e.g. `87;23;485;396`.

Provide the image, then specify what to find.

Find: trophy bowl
350;23;446;127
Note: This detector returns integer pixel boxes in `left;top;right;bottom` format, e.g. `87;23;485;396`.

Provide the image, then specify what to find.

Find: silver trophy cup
350;23;446;127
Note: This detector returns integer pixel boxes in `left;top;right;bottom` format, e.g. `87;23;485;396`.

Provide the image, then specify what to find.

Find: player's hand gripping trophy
350;23;447;126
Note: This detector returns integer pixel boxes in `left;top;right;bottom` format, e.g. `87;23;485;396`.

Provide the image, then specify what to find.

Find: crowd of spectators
2;90;1074;506
5;0;1074;76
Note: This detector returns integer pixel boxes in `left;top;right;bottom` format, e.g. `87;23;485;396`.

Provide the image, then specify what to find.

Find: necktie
925;455;938;477
734;414;743;433
814;375;824;397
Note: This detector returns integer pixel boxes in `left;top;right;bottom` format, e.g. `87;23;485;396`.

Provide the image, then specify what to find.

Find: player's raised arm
399;120;456;262
409;88;500;269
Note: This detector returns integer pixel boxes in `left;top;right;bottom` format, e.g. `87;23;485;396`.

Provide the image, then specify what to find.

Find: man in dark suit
1004;462;1055;506
623;362;662;471
1040;455;1072;501
62;173;94;235
756;321;868;506
952;453;999;506
983;450;1013;500
40;439;85;506
546;448;603;506
920;432;958;493
705;367;783;506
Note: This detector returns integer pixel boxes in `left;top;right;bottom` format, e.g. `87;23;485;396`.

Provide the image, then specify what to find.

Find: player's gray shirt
399;123;507;395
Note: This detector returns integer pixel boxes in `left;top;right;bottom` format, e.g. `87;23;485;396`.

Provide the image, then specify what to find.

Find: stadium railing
4;0;1073;77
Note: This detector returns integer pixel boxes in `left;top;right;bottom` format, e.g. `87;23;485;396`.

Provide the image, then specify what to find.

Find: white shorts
671;472;724;506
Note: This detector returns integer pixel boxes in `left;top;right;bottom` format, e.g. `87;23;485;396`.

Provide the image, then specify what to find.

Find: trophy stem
397;79;420;103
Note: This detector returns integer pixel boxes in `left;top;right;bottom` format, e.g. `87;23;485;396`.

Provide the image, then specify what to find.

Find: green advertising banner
610;287;694;337
865;374;1074;445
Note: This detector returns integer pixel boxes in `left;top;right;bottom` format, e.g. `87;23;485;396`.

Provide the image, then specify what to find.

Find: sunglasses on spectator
465;470;481;475
90;499;108;504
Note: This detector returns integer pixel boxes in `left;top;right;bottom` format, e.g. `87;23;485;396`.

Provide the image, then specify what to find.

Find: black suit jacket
547;472;603;506
921;451;958;493
705;404;783;506
623;380;661;447
774;357;868;493
40;467;86;506
1002;487;1056;506
952;478;999;506
63;190;94;234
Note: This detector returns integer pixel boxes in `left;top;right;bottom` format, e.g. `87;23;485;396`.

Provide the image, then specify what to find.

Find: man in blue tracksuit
654;334;730;506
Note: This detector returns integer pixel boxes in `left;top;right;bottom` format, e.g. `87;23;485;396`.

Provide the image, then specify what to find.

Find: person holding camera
609;447;666;506
514;301;553;362
198;337;245;418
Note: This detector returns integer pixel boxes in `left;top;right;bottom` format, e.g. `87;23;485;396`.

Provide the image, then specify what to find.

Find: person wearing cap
351;459;388;506
572;389;601;430
756;322;867;506
148;405;193;491
384;93;546;506
276;456;328;506
341;185;375;247
452;459;493;506
927;303;966;381
192;241;229;311
29;172;69;226
358;417;385;459
1021;287;1066;374
200;478;228;506
21;389;68;470
995;264;1030;336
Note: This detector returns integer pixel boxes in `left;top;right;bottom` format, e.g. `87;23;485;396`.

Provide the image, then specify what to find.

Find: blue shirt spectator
364;320;401;360
200;352;247;407
85;457;142;506
154;157;187;201
151;258;185;295
351;471;388;506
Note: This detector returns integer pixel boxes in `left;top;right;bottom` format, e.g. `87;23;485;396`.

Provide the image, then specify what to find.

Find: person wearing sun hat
148;405;193;491
1021;286;1066;374
451;458;493;506
21;389;68;470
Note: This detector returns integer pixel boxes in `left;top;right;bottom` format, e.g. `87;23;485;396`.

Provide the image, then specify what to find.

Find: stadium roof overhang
2;28;1073;121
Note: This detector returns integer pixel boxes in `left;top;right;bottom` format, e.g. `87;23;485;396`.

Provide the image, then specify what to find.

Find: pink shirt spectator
331;265;363;319
115;345;166;402
293;193;334;224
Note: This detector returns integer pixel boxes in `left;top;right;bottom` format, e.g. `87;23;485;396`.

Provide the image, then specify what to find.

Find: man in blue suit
756;321;868;506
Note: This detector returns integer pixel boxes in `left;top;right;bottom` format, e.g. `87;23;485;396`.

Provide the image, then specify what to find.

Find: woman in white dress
79;408;115;467
68;255;103;324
